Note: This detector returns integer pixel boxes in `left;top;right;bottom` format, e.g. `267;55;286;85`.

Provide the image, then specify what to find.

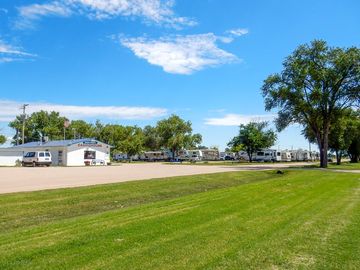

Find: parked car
22;151;52;167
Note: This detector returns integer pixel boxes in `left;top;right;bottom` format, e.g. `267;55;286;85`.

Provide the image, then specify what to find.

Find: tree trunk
335;150;342;165
248;152;252;163
318;137;328;168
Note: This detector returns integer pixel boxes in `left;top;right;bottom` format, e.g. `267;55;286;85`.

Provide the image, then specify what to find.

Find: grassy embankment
0;170;359;269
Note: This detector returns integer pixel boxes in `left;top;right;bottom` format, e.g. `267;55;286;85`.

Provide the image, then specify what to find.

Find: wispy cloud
0;39;36;62
16;2;72;29
0;100;168;122
205;114;275;126
16;0;195;29
118;33;240;74
226;28;249;37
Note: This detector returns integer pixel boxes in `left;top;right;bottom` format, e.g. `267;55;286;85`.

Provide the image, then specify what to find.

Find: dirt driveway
0;163;312;194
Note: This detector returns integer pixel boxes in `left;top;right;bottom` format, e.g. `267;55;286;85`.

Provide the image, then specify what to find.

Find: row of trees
8;112;202;159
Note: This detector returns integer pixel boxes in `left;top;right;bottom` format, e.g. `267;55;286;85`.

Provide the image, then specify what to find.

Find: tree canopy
156;115;202;158
0;134;6;145
228;121;277;162
262;40;360;167
7;111;203;160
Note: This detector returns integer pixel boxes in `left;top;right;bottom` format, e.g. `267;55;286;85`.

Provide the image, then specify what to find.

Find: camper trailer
144;151;172;161
187;150;203;161
254;149;281;162
238;151;250;161
176;150;190;161
296;150;312;161
281;151;292;162
201;149;220;161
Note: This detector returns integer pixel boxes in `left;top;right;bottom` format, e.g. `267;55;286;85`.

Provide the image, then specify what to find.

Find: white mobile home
0;139;111;166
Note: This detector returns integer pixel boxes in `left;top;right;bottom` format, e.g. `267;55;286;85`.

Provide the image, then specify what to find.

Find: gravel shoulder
0;162;318;194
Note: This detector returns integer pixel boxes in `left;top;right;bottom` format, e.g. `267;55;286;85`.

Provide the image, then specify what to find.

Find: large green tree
262;40;360;168
228;121;277;162
0;134;6;145
99;124;144;159
142;125;161;151
156;115;202;158
67;120;96;139
9;111;68;144
304;109;359;165
118;126;144;159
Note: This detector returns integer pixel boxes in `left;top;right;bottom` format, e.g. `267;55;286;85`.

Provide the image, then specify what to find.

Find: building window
84;151;96;160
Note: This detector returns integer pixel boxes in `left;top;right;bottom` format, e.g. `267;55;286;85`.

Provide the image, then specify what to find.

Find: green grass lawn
302;162;360;170
327;162;360;170
1;170;359;269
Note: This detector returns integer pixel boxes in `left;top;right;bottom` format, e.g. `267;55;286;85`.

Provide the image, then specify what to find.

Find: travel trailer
144;151;172;161
238;151;250;161
281;151;292;162
201;149;220;161
254;149;281;162
187;150;203;161
176;150;190;161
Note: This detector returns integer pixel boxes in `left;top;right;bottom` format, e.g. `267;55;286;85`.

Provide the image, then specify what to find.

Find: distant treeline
8;111;202;158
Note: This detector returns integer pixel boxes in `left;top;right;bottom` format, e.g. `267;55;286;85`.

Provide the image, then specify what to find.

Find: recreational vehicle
281;151;292;162
144;151;172;161
201;149;220;161
187;150;203;161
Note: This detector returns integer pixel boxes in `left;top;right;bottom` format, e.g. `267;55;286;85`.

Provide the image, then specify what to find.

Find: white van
22;151;52;167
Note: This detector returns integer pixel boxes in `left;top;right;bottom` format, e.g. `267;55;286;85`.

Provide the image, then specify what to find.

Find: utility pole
20;104;29;145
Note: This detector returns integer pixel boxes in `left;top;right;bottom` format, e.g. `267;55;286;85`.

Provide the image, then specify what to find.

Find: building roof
11;138;109;148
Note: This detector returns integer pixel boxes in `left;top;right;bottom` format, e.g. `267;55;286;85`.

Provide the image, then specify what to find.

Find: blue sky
0;0;359;150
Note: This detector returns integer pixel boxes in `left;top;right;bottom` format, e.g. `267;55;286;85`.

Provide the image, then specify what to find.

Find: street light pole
20;104;29;145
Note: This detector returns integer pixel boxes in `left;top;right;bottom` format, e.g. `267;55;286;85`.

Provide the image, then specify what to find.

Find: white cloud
226;28;249;37
0;39;36;62
16;0;195;29
0;100;168;122
205;114;275;126
16;2;72;29
119;33;239;74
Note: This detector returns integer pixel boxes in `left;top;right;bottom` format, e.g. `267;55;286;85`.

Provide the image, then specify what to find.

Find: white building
0;138;111;166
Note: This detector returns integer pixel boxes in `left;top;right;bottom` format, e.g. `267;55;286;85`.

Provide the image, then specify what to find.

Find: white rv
281;151;292;162
254;149;281;162
187;150;203;161
144;151;172;161
201;149;220;161
238;151;250;161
